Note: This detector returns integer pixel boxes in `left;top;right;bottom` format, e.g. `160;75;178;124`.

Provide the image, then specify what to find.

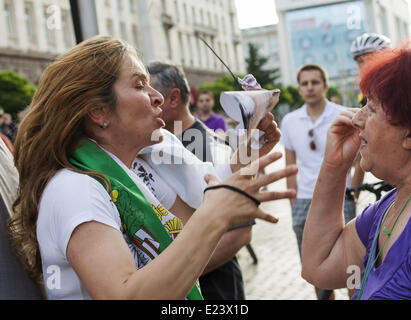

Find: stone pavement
236;144;378;300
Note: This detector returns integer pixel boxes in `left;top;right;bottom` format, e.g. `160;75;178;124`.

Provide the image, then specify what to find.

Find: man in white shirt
280;64;360;300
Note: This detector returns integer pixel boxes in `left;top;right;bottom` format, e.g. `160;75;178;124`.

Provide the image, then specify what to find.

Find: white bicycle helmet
351;33;391;60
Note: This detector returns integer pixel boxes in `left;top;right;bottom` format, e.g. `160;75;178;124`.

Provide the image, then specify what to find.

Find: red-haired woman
301;43;411;300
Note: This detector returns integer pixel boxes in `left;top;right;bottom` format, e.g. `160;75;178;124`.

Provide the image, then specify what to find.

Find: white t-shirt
37;150;181;300
280;100;351;199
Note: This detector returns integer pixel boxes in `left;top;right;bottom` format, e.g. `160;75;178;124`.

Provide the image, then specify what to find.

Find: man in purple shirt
196;90;227;133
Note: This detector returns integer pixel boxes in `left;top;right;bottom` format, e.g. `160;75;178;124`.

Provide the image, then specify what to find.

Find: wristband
204;184;261;206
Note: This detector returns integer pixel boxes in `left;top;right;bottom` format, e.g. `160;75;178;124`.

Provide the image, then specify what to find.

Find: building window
225;43;229;61
106;19;114;36
200;8;204;25
404;22;409;37
218;41;223;70
24;3;34;43
120;22;127;41
196;36;202;67
174;0;179;20
187;34;194;65
183;3;188;24
230;13;236;34
4;2;16;38
132;25;139;48
61;10;73;48
129;0;136;13
178;32;185;64
117;0;123;11
44;6;56;44
164;28;172;60
378;5;389;37
192;7;196;24
204;36;210;67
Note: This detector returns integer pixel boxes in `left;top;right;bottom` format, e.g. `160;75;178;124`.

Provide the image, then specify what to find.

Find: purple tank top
353;189;411;300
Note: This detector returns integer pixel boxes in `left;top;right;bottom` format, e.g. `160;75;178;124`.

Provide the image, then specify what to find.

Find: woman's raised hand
323;108;362;171
203;152;297;227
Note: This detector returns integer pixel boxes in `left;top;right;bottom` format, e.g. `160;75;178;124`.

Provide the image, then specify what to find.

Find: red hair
360;42;411;130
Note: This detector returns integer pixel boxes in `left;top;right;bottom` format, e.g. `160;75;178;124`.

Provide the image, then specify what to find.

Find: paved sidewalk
237;144;378;300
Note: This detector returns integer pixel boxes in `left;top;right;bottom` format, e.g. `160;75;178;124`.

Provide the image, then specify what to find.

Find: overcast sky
235;0;411;32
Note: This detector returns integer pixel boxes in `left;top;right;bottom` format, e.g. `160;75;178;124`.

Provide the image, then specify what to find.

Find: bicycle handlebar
345;181;394;201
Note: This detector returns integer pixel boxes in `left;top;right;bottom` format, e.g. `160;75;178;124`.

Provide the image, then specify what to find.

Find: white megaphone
220;89;280;131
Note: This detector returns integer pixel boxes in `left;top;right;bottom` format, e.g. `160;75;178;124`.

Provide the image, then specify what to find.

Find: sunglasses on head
308;128;316;150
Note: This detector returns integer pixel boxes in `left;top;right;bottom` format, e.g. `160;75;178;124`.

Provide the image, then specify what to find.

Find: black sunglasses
308;129;316;150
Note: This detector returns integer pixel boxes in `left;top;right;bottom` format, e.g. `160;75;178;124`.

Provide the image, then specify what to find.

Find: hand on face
203;152;297;227
323;108;361;171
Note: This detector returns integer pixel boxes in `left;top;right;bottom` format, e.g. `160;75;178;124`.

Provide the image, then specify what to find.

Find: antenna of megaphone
197;35;248;127
197;35;242;91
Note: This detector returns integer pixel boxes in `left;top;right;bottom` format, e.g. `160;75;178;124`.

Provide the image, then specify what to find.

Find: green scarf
69;139;203;300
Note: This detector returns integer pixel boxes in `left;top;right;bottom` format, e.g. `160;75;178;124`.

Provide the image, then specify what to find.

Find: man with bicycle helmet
348;33;392;208
351;33;392;107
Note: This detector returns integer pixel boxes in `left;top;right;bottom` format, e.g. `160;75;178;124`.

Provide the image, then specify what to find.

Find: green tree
0;70;36;118
245;43;280;87
198;74;239;113
285;85;304;110
326;86;342;101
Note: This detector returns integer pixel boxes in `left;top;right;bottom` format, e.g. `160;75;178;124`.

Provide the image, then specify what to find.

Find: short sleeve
279;115;294;151
355;203;375;247
41;171;121;260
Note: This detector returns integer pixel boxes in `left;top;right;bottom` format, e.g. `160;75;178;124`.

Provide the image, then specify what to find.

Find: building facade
0;0;244;87
0;0;75;83
275;0;410;104
241;24;282;83
240;0;409;105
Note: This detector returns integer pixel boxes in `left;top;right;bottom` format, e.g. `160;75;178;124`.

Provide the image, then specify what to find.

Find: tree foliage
245;43;280;88
196;44;343;117
326;86;342;101
0;70;36;118
198;74;239;112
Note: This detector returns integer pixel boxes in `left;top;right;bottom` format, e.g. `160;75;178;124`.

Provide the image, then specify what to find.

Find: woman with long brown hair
10;35;297;299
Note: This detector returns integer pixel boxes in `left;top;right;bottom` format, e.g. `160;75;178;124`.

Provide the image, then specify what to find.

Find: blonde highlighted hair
9;35;137;284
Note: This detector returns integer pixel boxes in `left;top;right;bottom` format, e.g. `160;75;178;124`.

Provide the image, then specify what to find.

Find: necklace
357;195;411;300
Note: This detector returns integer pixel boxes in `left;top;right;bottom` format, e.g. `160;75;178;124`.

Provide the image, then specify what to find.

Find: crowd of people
0;31;410;300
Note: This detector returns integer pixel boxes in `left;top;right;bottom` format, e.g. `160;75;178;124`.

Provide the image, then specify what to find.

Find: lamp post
69;0;99;43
